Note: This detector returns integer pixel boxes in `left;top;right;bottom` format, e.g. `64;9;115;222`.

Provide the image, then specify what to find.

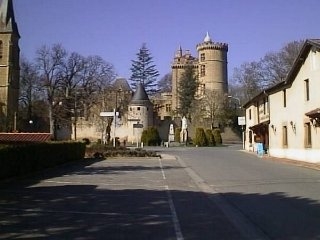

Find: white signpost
238;116;246;126
238;116;246;149
100;111;119;117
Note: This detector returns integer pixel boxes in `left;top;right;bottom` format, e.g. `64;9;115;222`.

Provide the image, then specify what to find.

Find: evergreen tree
178;65;198;118
130;43;159;94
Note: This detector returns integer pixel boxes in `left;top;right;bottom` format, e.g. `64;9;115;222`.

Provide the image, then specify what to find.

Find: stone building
0;0;20;132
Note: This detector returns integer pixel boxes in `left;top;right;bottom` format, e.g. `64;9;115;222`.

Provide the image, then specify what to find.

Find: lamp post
113;88;122;147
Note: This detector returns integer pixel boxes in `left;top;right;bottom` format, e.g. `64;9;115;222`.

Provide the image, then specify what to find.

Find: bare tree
19;57;48;131
233;61;263;101
232;40;304;103
78;55;115;118
36;44;67;136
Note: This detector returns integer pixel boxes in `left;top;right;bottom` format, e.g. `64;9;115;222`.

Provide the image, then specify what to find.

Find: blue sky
14;0;320;83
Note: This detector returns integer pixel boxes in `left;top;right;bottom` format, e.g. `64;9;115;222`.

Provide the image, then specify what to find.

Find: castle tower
196;32;228;95
0;0;20;132
171;46;198;114
127;83;153;142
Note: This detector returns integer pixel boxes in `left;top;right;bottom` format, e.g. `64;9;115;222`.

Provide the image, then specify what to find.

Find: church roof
0;0;19;36
130;83;151;105
112;77;132;92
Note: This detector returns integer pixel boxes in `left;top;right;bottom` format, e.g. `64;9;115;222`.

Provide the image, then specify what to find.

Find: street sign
238;116;246;126
100;112;113;117
133;123;143;128
128;118;141;121
100;111;119;117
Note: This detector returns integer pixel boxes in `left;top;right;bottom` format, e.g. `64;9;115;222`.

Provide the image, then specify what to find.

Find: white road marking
158;158;167;180
158;158;184;240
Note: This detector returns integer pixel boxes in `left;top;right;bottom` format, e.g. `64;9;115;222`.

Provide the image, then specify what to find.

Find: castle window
165;104;171;112
200;53;205;61
0;41;3;59
137;107;140;111
283;89;287;108
200;65;205;77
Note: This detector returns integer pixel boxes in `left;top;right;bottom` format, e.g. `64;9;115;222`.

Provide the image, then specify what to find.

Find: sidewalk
241;149;320;171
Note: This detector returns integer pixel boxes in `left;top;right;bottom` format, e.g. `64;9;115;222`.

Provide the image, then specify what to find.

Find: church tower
0;0;20;132
196;32;228;95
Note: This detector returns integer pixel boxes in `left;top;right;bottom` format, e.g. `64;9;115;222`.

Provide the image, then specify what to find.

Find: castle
0;0;230;143
171;32;228;114
154;32;228;123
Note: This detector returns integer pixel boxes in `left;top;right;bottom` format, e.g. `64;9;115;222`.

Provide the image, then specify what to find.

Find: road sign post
238;116;246;150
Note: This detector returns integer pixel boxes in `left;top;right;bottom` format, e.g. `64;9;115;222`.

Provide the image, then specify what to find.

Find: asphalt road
1;146;320;239
158;145;320;240
0;155;243;240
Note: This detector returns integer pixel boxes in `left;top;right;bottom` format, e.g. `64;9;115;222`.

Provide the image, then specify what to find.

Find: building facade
0;0;20;132
244;39;320;163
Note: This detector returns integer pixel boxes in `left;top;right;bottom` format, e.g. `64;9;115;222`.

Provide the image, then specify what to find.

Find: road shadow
1;159;320;239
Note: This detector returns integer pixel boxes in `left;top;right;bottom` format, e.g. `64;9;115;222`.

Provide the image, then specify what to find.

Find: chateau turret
196;32;228;94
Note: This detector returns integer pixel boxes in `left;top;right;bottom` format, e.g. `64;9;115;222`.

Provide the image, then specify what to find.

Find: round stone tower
127;83;153;143
196;32;228;94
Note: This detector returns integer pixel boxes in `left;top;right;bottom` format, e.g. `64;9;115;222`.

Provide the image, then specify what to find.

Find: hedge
141;127;161;146
0;142;86;180
194;128;208;147
213;128;222;145
205;129;216;146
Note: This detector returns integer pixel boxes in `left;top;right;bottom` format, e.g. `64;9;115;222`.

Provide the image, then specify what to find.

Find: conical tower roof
130;83;151;106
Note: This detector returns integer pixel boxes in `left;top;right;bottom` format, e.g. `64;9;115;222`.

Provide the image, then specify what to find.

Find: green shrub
205;129;216;146
213;128;222;145
174;127;181;142
194;128;208;147
141;127;161;146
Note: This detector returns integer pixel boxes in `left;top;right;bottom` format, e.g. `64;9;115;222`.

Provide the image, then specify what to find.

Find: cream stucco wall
269;50;320;163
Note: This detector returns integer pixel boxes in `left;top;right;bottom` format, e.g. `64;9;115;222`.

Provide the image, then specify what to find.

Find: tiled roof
112;78;132;92
0;133;52;143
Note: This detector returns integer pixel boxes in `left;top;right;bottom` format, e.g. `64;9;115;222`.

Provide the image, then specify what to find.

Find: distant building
244;39;320;163
0;0;20;132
